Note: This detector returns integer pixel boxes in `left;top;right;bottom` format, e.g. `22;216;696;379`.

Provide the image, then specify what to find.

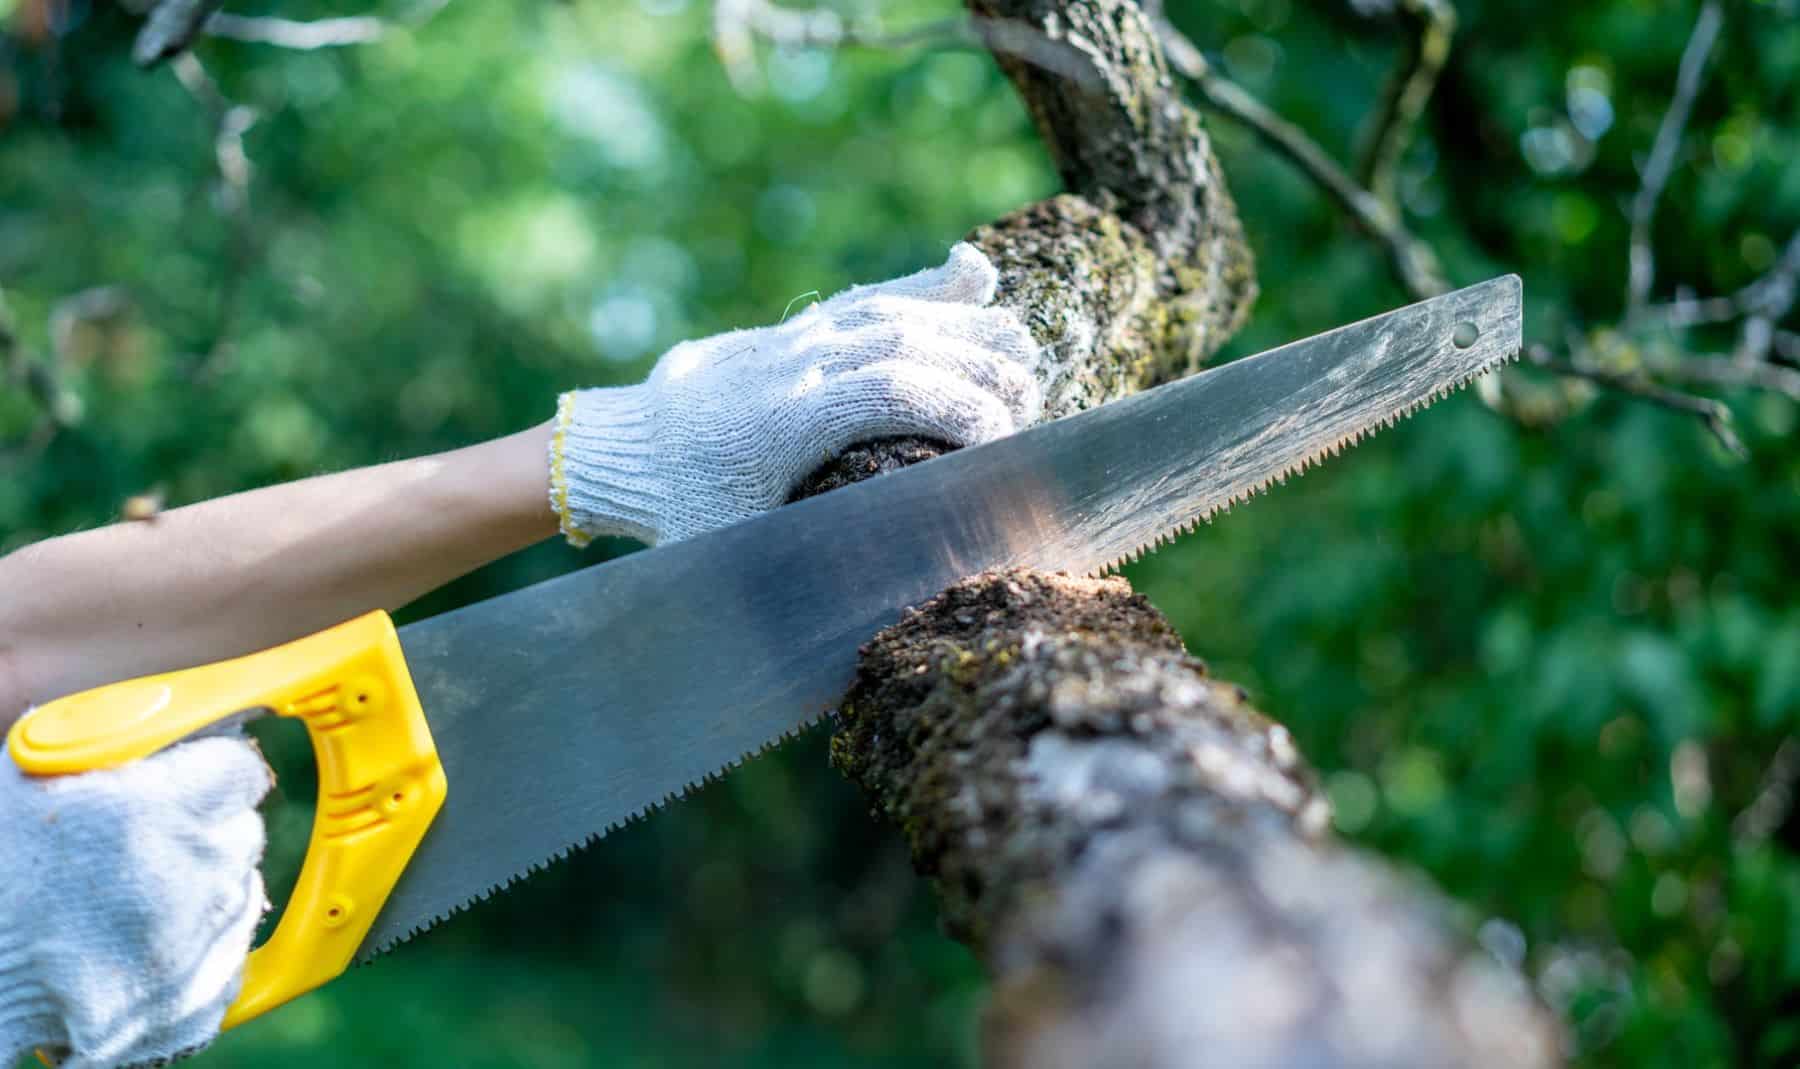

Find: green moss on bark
832;572;1560;1069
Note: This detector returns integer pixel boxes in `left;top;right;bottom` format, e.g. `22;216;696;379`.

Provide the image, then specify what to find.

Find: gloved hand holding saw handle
0;245;1040;1067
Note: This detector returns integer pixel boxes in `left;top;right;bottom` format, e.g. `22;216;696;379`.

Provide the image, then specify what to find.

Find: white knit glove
0;736;270;1069
550;243;1042;546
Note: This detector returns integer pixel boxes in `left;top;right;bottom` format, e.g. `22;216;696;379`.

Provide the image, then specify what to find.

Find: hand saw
7;275;1520;1029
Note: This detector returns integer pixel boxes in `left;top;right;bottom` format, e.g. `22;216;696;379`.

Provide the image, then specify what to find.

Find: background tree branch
1146;0;1788;456
0;285;83;467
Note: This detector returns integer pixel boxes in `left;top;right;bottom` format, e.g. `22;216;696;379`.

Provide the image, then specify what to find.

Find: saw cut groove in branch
833;572;1561;1068
770;1;1564;1063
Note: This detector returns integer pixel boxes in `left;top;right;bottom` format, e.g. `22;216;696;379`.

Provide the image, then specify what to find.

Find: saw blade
357;275;1521;960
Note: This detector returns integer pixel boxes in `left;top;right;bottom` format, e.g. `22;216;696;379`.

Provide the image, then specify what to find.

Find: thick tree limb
791;0;1255;483
833;572;1560;1068
775;0;1562;1063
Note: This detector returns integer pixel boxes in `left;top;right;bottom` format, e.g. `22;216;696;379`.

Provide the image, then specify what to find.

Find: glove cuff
0;939;63;1065
549;385;663;547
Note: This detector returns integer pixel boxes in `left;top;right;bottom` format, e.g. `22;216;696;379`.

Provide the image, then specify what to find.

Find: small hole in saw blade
1453;321;1480;348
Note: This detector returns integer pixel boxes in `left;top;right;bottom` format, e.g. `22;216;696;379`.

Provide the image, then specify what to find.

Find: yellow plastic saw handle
6;611;446;1031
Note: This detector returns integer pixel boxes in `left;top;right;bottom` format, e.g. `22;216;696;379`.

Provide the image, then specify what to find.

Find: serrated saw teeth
353;279;1521;967
1087;340;1516;577
354;710;835;964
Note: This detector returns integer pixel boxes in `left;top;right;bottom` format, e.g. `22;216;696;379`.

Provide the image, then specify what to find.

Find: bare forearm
0;423;558;723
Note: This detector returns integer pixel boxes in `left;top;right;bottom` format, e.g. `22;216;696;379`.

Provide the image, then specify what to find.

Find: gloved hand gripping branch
549;243;1044;546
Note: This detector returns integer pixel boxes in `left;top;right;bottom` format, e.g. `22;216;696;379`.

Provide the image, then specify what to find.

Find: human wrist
548;385;663;547
485;422;560;540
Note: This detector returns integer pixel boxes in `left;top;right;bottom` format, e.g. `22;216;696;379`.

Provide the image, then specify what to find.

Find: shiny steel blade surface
359;275;1522;959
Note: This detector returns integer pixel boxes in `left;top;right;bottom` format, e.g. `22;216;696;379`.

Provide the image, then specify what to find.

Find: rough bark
792;0;1254;486
833;572;1559;1068
794;1;1563;1065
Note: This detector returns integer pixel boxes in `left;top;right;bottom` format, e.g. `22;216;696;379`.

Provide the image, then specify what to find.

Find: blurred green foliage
3;0;1797;1065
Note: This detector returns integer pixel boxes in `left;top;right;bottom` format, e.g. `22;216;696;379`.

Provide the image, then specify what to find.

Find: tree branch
1625;0;1723;316
713;0;1100;96
1525;342;1744;456
48;287;132;366
1730;229;1800;365
1735;736;1800;843
170;53;258;375
834;571;1561;1067
131;0;448;65
762;0;1560;1061
1356;0;1457;208
202;13;387;50
0;286;81;465
132;0;225;67
1652;351;1800;402
1152;16;1447;301
1154;1;1791;454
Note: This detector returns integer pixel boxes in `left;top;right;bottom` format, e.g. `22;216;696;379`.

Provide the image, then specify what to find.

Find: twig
1732;230;1800;365
1646;233;1800;329
1642;229;1800;373
1626;0;1724;315
1155;4;1792;443
1153;17;1448;300
714;0;967;93
1646;290;1742;329
1734;736;1800;842
132;0;225;67
1526;342;1744;456
172;53;258;373
202;13;386;50
1653;354;1800;401
48;287;132;364
1774;330;1800;365
1357;0;1457;208
0;286;80;464
713;0;1095;96
132;0;448;65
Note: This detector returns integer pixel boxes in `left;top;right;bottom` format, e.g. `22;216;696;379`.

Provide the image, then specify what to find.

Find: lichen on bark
793;0;1254;485
969;0;1255;411
789;0;1561;1063
832;572;1559;1068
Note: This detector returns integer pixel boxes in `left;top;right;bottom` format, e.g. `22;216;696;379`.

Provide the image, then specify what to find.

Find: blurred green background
3;0;1797;1065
